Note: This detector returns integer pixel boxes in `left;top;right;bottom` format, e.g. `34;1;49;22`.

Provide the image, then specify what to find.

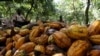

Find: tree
85;0;90;25
25;0;34;19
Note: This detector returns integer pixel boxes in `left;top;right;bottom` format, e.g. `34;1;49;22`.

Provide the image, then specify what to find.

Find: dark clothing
13;20;30;28
12;14;30;27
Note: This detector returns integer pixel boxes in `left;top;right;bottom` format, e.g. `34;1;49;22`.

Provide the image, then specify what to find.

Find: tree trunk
25;0;34;20
85;0;90;25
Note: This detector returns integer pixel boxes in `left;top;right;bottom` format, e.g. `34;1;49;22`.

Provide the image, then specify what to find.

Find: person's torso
15;14;24;22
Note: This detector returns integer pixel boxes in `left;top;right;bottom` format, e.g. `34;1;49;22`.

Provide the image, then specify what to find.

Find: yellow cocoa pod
66;24;88;39
67;40;90;56
90;35;100;44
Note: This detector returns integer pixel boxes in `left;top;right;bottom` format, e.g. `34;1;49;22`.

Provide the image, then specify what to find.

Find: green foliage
54;0;100;24
0;0;55;20
0;0;100;24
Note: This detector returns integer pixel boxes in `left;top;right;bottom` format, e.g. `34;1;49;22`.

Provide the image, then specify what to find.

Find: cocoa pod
60;28;67;34
87;50;100;56
88;20;100;35
48;22;63;30
18;42;36;53
14;27;20;33
34;45;45;54
48;35;55;44
34;34;48;45
67;40;90;56
5;50;12;56
12;34;22;41
18;29;30;36
38;24;45;33
46;44;64;55
6;29;12;35
15;37;25;49
13;50;27;56
0;30;7;37
6;42;13;51
53;31;71;48
6;38;12;46
89;35;100;45
28;52;35;56
52;53;65;56
29;27;41;42
87;45;100;56
66;25;88;39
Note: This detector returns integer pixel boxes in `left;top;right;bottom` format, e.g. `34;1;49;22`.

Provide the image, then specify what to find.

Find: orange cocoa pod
12;34;22;41
29;27;41;42
67;40;90;56
88;20;100;35
87;50;100;56
34;34;48;45
28;52;35;56
6;42;13;51
18;42;36;53
48;22;63;30
53;31;71;48
15;37;25;49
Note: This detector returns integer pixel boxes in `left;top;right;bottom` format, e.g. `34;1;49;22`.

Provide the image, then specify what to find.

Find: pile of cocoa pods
0;20;100;56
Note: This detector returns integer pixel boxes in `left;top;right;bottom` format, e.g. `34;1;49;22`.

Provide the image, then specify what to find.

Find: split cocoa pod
67;40;91;56
52;53;65;56
88;20;100;35
66;24;88;39
89;35;100;45
13;50;27;56
34;45;45;54
52;31;71;48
